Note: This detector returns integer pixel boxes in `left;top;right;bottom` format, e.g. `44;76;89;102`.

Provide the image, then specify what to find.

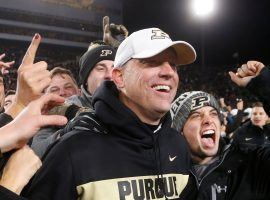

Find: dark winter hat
79;45;116;85
170;91;222;132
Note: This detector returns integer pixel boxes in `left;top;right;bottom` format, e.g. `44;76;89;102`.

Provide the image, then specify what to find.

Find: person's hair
88;40;107;51
252;101;264;108
90;40;107;46
5;89;15;97
50;67;77;85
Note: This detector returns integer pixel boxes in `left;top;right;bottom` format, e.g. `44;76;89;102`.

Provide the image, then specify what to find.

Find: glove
103;16;129;48
48;103;80;121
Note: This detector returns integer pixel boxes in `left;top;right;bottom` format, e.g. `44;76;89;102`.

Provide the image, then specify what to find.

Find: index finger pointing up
0;53;6;60
103;16;110;32
22;33;41;66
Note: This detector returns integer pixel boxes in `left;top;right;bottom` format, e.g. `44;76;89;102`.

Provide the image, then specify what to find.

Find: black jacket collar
92;81;172;147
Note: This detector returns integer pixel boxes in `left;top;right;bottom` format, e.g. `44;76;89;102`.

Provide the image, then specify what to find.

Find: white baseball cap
244;107;252;119
114;27;196;68
230;109;238;116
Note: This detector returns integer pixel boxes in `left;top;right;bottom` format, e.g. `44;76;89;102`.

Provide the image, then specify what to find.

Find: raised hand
0;53;15;74
6;34;52;118
229;60;265;87
0;93;67;152
103;16;129;48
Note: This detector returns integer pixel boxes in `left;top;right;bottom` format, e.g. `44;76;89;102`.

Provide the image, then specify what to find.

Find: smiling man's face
113;48;179;125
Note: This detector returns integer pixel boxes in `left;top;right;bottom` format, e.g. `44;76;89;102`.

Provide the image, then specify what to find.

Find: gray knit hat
170;91;221;132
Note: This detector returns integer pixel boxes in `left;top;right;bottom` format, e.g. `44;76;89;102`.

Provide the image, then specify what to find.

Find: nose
159;61;176;79
104;69;112;80
59;88;67;98
202;113;214;125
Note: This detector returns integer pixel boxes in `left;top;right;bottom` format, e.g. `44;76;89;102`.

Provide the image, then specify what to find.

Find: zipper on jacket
190;144;231;188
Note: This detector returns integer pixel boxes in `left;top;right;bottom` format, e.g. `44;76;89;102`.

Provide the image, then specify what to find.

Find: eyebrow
64;83;76;88
49;86;60;91
96;63;113;68
5;100;12;104
210;108;217;112
190;110;200;115
190;108;217;115
64;83;73;86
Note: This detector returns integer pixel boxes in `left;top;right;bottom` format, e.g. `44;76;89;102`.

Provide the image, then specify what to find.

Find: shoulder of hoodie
233;121;253;137
163;126;187;142
229;141;270;166
56;126;187;146
161;126;191;152
60;127;108;145
40;128;109;163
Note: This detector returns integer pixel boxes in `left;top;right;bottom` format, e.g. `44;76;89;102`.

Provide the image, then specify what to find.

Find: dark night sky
123;0;270;66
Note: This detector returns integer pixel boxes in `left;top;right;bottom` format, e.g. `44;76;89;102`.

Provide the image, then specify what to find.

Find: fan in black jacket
232;101;270;151
171;62;270;200
0;27;197;200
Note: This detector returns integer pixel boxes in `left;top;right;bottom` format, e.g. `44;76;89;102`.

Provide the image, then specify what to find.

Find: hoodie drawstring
154;124;168;200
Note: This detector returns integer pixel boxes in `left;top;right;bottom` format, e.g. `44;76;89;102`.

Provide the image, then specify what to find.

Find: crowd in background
1;42;261;106
0;16;269;200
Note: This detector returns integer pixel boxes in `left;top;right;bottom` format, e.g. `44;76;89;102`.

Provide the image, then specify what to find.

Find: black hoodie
1;81;191;200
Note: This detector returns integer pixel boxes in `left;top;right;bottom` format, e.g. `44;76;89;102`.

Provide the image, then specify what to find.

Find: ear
78;88;82;95
112;67;125;88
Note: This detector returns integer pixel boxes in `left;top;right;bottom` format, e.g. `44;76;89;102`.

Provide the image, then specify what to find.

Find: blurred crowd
1;41;261;107
0;16;269;200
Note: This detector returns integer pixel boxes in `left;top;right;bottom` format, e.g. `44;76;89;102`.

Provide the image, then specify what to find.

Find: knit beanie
79;45;116;86
170;91;222;132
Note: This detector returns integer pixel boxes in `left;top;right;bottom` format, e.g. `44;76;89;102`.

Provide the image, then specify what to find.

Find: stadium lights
192;0;215;18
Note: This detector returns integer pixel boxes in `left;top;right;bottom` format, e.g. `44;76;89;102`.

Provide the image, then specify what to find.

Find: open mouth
201;129;215;148
152;85;171;93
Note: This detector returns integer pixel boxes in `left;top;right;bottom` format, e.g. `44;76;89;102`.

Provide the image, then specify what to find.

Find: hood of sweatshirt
92;81;173;148
66;86;93;108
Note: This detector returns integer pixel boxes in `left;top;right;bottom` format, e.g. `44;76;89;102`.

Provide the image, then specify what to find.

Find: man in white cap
1;28;196;200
